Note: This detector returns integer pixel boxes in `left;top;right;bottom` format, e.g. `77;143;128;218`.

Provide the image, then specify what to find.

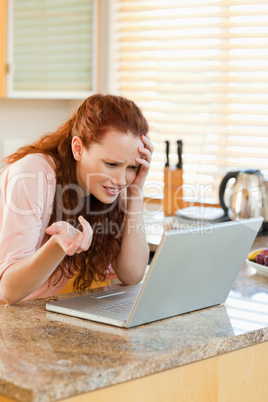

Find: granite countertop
1;237;268;402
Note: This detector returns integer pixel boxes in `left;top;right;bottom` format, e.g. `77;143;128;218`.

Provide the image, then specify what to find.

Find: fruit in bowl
247;248;268;277
248;249;268;266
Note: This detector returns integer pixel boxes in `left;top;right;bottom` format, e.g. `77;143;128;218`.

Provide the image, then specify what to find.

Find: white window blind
110;0;268;202
8;0;96;98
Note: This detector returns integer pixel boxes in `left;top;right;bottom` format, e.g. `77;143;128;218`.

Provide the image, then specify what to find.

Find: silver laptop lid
126;217;263;327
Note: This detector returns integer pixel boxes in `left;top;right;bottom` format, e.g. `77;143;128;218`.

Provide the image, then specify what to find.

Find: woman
0;94;153;305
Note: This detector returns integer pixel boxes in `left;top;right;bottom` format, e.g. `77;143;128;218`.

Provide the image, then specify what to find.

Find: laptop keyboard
95;300;135;315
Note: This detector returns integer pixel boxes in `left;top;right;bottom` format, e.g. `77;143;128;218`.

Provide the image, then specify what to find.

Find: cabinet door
6;0;97;99
0;0;7;97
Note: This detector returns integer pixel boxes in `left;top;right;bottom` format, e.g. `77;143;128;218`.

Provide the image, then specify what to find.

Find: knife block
163;167;184;216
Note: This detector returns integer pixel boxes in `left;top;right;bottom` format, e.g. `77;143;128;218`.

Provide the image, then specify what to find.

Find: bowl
246;249;268;277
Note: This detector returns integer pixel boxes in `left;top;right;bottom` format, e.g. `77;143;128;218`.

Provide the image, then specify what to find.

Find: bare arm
112;133;153;284
112;197;149;285
0;216;92;305
0;237;66;304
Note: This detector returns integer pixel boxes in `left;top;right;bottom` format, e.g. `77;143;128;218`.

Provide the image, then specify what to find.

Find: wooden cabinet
62;342;268;402
0;0;7;97
1;342;268;402
0;0;98;99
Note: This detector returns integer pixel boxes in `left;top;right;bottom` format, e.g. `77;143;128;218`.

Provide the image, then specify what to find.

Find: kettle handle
219;171;240;216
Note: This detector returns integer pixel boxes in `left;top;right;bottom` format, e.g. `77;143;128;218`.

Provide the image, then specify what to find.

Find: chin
103;196;120;204
94;193;119;205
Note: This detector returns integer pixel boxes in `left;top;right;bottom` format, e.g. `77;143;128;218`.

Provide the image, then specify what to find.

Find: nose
111;168;126;187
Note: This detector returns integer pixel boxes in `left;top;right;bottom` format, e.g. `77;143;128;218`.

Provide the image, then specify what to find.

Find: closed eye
104;162;138;169
128;165;139;170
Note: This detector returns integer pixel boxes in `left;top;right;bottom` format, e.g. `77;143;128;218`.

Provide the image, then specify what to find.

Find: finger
138;146;152;163
78;216;93;250
66;233;83;256
78;216;93;240
141;135;154;153
78;216;91;235
143;132;151;140
80;229;93;251
46;225;60;235
135;158;150;170
80;234;93;251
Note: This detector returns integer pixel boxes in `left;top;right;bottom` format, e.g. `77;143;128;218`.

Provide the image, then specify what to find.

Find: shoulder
12;153;55;173
1;154;57;202
5;154;56;182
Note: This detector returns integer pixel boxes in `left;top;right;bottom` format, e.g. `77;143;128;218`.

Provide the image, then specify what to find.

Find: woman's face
72;130;143;203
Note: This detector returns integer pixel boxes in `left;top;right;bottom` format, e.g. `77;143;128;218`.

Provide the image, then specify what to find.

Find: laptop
46;217;263;328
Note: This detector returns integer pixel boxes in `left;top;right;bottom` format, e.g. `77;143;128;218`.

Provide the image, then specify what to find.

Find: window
7;0;97;98
110;0;268;202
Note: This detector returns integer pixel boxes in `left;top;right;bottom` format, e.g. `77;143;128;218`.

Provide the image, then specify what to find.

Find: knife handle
176;140;183;170
165;141;170;167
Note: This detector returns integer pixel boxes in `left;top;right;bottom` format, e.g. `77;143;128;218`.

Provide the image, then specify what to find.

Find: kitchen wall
0;98;82;161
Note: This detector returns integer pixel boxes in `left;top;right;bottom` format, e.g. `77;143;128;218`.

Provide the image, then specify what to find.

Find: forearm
113;198;149;285
0;237;66;305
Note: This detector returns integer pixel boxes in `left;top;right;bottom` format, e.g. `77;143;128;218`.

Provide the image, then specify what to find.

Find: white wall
0;99;81;160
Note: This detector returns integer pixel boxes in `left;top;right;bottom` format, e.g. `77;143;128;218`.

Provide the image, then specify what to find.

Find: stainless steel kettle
219;169;267;224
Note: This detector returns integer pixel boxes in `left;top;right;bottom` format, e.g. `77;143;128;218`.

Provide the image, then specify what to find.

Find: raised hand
46;216;93;256
128;133;154;197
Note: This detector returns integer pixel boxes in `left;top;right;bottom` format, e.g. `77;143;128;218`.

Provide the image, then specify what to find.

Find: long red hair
4;94;149;290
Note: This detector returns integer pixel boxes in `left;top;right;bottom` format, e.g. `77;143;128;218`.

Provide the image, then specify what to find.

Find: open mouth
103;186;123;195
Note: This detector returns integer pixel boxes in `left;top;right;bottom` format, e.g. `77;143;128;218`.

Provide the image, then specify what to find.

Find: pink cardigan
0;154;69;302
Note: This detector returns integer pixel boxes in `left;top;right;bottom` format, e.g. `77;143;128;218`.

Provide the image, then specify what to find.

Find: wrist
127;182;144;198
48;235;67;258
125;197;144;215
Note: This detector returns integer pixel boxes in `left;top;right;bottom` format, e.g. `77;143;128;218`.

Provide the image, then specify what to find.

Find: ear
71;136;84;161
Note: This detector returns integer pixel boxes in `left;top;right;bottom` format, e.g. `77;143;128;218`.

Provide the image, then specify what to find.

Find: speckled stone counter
0;237;268;402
